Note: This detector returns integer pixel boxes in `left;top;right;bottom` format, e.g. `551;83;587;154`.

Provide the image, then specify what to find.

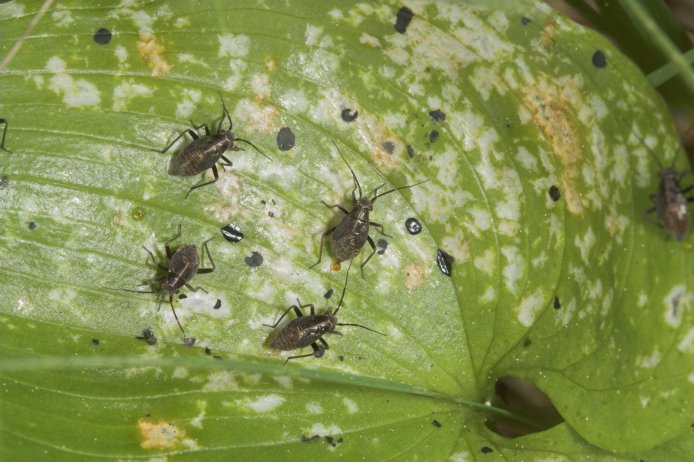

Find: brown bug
155;93;269;198
310;140;428;276
631;124;694;241
264;261;385;364
0;118;11;153
115;225;215;345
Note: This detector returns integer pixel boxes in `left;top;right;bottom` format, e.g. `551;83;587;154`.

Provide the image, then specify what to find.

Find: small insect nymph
115;225;215;345
631;124;694;241
310;140;428;276
155;93;269;198
0;118;11;153
264;261;385;364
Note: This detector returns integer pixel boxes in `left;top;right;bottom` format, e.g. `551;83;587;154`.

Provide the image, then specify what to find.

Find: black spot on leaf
592;50;607;68
276;127;295;151
341;108;358;122
245;251;263;267
94;28;112;45
395;7;414;33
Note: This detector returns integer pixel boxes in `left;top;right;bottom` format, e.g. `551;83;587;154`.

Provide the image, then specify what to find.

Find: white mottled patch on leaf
479;286;496;303
46;57;101;108
574;227;595;265
664;285;689;328
251;73;271;100
175;88;202;120
306;402;323;414
474;248;495;276
360;32;381;48
243;395;285;413
273;376;293;389
517;289;545;327
52;10;74;27
308;423;342;436
203;371;239;391
448;451;471;462
113;81;153;111
305;24;323;46
171;367;189;379
678;328;694;353
219;34;250;58
638;349;661;369
501;246;524;294
342;397;358;414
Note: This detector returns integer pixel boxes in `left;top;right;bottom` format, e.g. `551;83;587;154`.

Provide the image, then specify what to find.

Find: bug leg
0;118;11;153
197;238;216;273
321;200;349;215
235;137;271;160
220;155;233;167
318;337;329;350
369;221;392;238
185;165;219;199
189;120;211;136
164;224;182;259
142;246;168;271
370;183;386;199
309;226;337;269
296;299;315;315
359;236;378;278
184;284;208;294
153;128;199;153
167;296;192;343
263;304;303;328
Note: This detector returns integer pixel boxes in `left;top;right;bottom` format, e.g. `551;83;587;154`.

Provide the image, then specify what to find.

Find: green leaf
1;0;693;459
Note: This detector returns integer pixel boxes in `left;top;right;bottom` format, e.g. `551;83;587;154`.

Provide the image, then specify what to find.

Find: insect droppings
432;419;442;428
310;140;428;277
28;221;37;230
91;338;100;346
436;249;454;276
264;261;385;364
154;92;269;198
221;222;244;243
549;185;561;201
553;296;561;309
276;126;295;151
136;328;158;345
324;288;334;299
395;6;414;33
481;446;493;454
521;17;531;25
341;108;358;122
429;109;446;122
94;28;112;45
406;145;415;157
429;130;439;143
383;141;395;154
405;217;422;235
244;251;263;267
213;299;222;310
376;239;388;255
592;50;607;68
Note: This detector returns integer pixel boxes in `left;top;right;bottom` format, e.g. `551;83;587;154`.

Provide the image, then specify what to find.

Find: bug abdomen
331;216;369;262
270;317;332;350
170;139;225;176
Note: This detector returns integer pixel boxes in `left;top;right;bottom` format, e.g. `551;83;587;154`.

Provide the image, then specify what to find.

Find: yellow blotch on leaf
138;419;187;449
138;34;171;76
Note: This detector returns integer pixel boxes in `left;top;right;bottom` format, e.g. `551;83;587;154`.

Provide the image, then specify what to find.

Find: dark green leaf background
1;0;693;460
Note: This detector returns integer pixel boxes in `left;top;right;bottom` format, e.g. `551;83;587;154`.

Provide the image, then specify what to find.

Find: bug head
356;196;373;211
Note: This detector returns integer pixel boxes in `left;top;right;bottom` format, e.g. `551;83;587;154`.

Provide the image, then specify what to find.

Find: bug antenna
624;120;664;170
372;179;430;203
105;287;157;294
235;137;271;161
333;259;353;316
336;322;387;336
218;91;233;130
331;139;362;199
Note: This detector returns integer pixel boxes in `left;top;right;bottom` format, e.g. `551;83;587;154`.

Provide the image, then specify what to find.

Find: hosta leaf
1;0;693;459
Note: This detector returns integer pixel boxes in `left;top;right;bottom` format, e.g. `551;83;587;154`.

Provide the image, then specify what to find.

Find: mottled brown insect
631;125;694;241
155;93;269;198
116;225;215;345
310;140;428;276
265;262;384;364
0;118;11;153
